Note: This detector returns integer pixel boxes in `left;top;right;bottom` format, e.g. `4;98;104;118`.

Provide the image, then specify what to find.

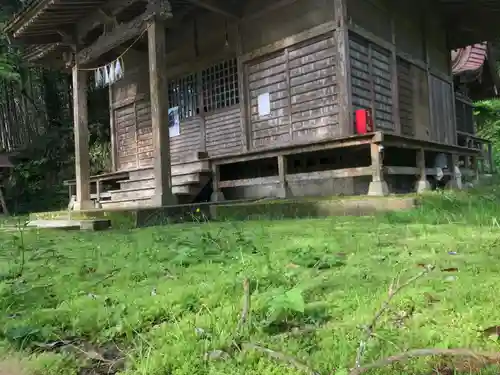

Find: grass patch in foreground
1;188;500;374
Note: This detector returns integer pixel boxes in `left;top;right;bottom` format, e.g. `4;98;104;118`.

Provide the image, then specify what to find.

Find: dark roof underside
5;0;500;48
441;0;500;48
4;0;195;45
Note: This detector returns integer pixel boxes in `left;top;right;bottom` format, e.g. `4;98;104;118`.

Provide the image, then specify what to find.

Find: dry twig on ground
349;348;500;375
354;265;435;368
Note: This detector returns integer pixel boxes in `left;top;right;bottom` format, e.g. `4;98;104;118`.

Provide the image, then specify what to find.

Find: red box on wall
355;109;374;134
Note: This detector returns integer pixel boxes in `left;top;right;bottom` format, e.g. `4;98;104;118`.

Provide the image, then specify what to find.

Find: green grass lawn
1;188;500;374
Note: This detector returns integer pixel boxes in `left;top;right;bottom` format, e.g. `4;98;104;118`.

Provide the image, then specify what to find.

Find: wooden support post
276;155;291;198
211;163;225;202
72;63;93;211
0;185;8;216
333;0;352;136
148;17;176;207
487;142;494;173
415;148;430;193
109;86;117;171
368;143;389;196
471;155;480;183
236;23;250;152
446;153;461;190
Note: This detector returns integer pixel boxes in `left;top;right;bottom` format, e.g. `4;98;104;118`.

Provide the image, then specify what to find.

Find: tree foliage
474;99;500;169
0;1;111;214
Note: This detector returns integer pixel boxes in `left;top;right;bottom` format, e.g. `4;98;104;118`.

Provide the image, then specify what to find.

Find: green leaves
284;287;306;313
0;55;20;83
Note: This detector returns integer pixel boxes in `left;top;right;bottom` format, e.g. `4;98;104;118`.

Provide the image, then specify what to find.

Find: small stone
204;350;229;361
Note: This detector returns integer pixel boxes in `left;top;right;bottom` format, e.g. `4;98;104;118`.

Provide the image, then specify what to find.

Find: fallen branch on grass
349;348;500;375
354;264;435;368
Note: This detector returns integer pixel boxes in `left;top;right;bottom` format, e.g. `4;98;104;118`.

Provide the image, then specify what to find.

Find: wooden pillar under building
487;142;494;173
368;143;389;196
415;148;430;193
148;17;176;207
277;155;291;198
72;63;93;211
471;155;480;183
446;153;461;190
211;163;225;202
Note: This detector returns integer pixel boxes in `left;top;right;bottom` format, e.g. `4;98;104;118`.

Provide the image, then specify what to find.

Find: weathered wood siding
113;98;154;170
247;33;340;149
349;34;394;132
206;107;243;157
248;52;290;148
426;13;449;75
347;0;457;146
396;58;414;137
455;95;474;135
109;11;245;168
240;0;335;54
393;2;424;61
136;99;153;168
412;66;431;141
347;0;391;42
289;36;339;141
429;76;455;144
114;103;137;171
170;117;203;163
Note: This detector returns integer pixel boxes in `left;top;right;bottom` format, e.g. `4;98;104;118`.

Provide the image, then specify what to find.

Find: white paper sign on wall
168;106;180;137
257;92;271;116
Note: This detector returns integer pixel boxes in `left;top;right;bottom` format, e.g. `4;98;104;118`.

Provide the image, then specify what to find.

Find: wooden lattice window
168;73;198;120
202;58;239;112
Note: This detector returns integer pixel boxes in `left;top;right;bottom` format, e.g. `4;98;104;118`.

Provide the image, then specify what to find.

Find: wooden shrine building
4;0;498;210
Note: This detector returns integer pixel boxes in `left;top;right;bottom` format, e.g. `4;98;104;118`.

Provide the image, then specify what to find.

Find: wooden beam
148;17;176;207
77;15;145;65
244;0;298;20
77;0;144;41
185;0;240;19
77;0;172;65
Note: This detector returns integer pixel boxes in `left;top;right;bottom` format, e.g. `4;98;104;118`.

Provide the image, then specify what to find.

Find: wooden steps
101;160;211;208
27;219;111;231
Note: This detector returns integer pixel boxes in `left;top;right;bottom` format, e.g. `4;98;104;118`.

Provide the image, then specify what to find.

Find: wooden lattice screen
167;73;198;120
202;58;239;112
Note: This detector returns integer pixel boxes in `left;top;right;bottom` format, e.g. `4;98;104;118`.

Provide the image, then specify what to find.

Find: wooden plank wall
205;107;242;156
246;32;340;149
109;12;246;170
289;36;339;141
349;34;393;132
247;52;290;148
396;58;414;137
347;0;458;145
114;103;137;171
429;77;454;144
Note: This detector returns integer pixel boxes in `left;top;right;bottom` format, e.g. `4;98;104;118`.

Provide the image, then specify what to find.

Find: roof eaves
3;0;51;38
